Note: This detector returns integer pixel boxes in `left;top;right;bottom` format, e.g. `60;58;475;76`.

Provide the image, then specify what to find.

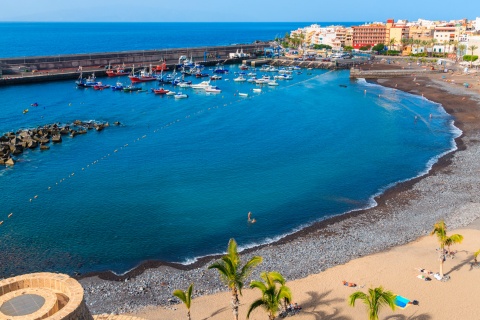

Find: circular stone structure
0;272;93;320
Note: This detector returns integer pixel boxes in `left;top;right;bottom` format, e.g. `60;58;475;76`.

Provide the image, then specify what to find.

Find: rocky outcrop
1;120;115;168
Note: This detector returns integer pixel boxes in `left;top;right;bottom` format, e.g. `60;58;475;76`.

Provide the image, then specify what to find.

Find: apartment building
352;24;386;49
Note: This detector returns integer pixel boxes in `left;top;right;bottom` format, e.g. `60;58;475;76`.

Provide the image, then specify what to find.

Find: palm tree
473;249;480;266
430;38;438;57
469;45;478;68
208;238;263;320
414;39;422;55
400;38;410;55
172;283;194;320
431;220;464;277
247;271;292;320
388;38;396;53
458;44;467;61
349;287;396;320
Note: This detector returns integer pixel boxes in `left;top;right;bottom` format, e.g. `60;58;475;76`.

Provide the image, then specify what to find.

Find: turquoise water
0;68;459;276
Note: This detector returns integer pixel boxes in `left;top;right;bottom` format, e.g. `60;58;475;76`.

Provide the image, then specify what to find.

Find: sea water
0;23;459;276
0;68;459;276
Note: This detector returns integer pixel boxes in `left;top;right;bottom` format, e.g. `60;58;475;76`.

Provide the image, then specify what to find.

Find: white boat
234;75;246;82
238;93;249;97
267;80;279;86
178;82;191;88
274;74;293;80
174;92;188;99
166;91;176;96
253;88;261;93
191;80;211;89
247;72;256;76
205;86;222;93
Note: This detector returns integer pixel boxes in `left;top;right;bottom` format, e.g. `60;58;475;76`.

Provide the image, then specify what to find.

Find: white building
476;17;480;31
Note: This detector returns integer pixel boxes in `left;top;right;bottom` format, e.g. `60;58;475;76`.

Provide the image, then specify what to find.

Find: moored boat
174;92;188;99
210;74;222;80
152;88;170;94
106;65;129;77
123;85;142;92
76;72;98;87
191;80;211;90
129;65;157;83
93;82;111;90
111;82;124;91
205;86;221;93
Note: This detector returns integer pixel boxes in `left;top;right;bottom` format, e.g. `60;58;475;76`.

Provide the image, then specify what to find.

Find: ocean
0;23;460;277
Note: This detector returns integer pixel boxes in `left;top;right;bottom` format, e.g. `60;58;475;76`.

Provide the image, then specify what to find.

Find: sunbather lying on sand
342;280;357;287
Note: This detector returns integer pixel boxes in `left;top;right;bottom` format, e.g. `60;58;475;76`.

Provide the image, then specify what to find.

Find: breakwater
1;120;114;167
0;44;264;74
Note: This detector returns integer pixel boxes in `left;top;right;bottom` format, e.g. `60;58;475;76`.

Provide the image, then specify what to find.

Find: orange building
352;24;386;49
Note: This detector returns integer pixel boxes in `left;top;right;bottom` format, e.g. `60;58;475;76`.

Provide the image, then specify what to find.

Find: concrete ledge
349;67;439;79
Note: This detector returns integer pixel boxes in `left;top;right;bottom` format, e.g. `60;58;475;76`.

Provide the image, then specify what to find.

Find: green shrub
359;45;372;51
372;43;385;52
313;44;332;50
343;46;354;52
463;55;478;62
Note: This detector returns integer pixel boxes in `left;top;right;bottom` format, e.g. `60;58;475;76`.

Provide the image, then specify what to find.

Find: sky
0;0;476;22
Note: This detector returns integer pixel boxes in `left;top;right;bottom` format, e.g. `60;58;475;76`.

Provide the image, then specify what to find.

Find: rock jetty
0;120;113;167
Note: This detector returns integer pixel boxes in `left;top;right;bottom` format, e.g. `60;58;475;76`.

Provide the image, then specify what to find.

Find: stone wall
0;272;93;320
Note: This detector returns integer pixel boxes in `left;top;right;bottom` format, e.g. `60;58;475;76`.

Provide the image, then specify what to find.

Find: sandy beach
80;59;480;319
132;225;480;320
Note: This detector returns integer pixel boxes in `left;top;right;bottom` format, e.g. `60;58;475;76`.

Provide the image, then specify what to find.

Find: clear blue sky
0;0;476;22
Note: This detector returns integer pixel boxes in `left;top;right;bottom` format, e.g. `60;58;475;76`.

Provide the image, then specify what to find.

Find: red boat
106;68;129;77
239;64;248;70
152;88;170;95
129;66;157;83
195;73;209;78
153;62;168;72
93;82;111;90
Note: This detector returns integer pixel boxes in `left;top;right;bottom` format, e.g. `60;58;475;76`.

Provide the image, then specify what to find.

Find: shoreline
80;65;480;315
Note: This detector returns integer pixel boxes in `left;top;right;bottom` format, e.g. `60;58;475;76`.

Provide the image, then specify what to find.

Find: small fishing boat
106;65;129;77
76;72;98;87
152;88;170;94
267;80;279;86
195;73;209;78
153;62;168;72
111;82;124;91
123;85;142;92
211;74;222;80
166;91;176;96
93;82;111;90
213;65;229;74
239;64;248;70
253;88;261;93
274;74;293;80
238;93;248;97
174;92;188;99
129;65;157;83
31;102;39;107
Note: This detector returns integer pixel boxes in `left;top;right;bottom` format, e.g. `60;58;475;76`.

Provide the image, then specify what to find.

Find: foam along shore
80;62;480;316
131;225;480;320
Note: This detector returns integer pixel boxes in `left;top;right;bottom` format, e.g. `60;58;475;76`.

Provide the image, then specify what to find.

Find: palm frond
186;283;193;309
247;299;265;319
173;289;187;304
349;291;368;307
250;280;268;292
474;249;480;259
